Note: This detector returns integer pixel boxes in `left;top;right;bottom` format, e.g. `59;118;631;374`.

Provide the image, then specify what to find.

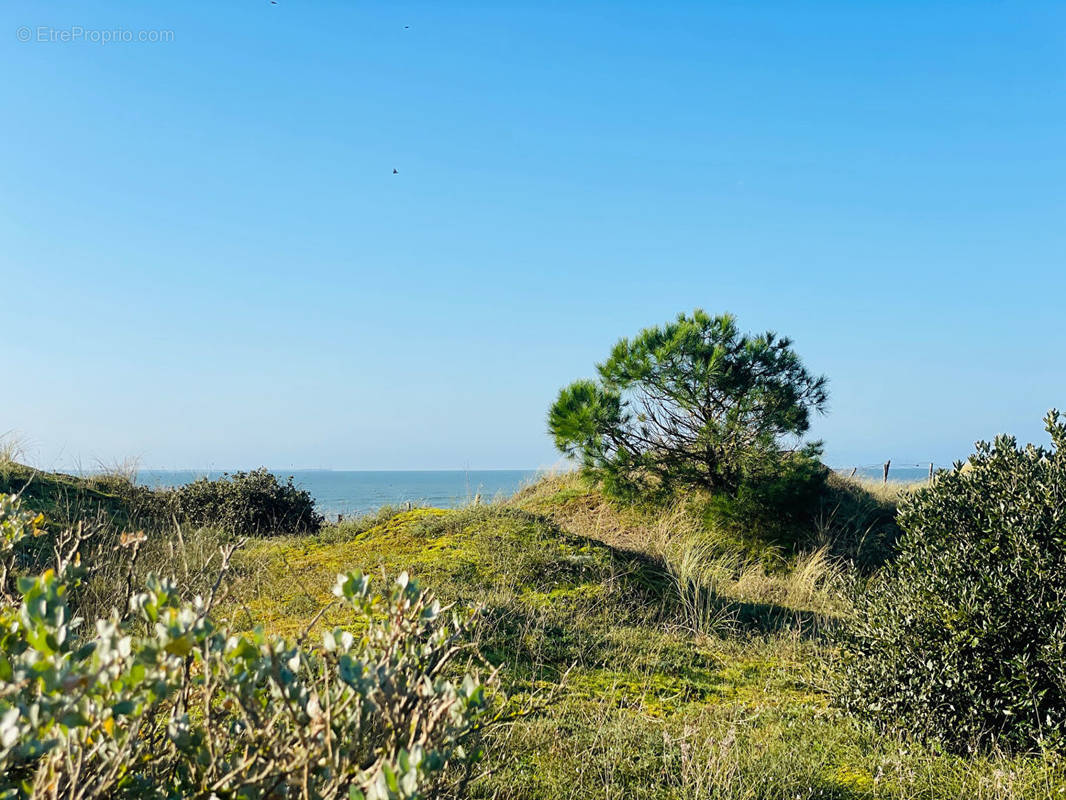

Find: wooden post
337;513;343;524
929;462;934;482
883;459;891;484
849;467;857;478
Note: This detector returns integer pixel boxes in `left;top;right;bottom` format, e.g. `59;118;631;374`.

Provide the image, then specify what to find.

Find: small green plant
170;468;323;535
0;494;493;799
837;411;1066;753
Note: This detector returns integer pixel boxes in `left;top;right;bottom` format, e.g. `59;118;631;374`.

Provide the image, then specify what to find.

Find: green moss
520;583;606;611
224;504;646;637
831;765;876;792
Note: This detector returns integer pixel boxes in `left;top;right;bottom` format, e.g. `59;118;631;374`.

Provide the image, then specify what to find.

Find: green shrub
701;449;829;555
170;468;323;535
837;411;1066;753
0;494;492;799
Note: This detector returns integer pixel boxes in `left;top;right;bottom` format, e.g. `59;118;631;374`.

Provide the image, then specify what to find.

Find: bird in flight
393;168;399;174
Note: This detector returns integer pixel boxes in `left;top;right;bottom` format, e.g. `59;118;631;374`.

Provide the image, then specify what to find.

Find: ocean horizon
136;469;542;518
132;463;941;520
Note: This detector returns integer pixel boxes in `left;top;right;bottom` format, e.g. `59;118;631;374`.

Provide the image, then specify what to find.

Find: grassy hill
214;473;1062;798
0;461;135;527
3;462;1061;797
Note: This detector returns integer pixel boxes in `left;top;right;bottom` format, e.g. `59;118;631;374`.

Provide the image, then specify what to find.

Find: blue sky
3;1;1064;471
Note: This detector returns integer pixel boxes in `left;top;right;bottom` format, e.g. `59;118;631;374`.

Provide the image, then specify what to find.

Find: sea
136;469;540;519
834;465;944;483
135;464;939;521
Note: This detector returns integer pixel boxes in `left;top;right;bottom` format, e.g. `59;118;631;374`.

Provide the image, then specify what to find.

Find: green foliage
0;494;45;599
702;449;829;554
837;411;1066;753
813;472;904;570
0;495;492;799
170;468;323;535
548;309;828;504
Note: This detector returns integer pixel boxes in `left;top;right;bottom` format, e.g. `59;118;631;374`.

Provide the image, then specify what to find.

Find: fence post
883;459;891;484
929;462;934;482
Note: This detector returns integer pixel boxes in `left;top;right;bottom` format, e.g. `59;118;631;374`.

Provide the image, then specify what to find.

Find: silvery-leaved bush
0;494;494;799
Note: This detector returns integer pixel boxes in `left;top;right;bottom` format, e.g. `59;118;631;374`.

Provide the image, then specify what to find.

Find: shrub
701;450;829;555
0;494;493;799
170;468;323;535
837;411;1066;753
547;309;828;504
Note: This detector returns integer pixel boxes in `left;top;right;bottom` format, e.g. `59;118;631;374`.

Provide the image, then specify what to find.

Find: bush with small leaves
837;411;1066;753
0;494;45;599
169;468;323;535
0;494;493;799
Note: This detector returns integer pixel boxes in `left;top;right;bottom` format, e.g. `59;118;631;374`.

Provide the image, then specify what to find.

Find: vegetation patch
5;449;1066;798
0;495;495;800
838;411;1066;753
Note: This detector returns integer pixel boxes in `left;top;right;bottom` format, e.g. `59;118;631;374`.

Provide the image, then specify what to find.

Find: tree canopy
548;309;828;500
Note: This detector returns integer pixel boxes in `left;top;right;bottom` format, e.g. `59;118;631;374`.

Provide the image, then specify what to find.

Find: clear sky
3;1;1064;471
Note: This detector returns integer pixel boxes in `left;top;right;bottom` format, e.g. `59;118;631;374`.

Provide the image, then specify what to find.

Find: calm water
137;469;539;518
835;465;942;483
136;465;936;519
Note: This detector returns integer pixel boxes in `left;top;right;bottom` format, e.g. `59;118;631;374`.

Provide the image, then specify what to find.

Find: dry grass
0;433;29;480
514;472;848;624
86;456;141;491
843;475;924;503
